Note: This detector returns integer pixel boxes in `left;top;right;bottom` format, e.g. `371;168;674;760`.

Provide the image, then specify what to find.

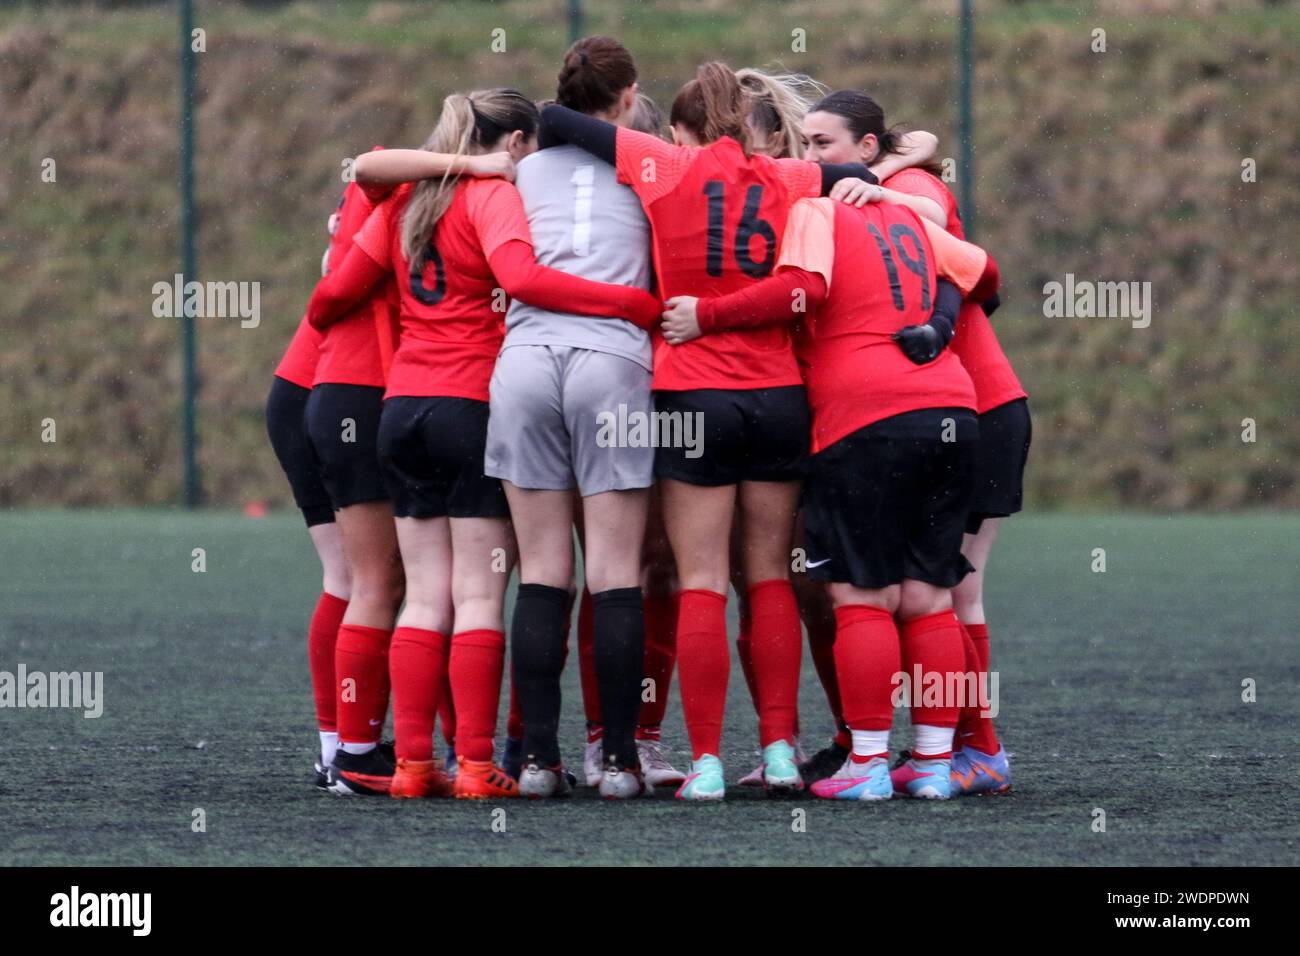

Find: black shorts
966;397;1032;533
304;383;389;511
378;396;510;520
653;385;810;486
803;408;977;589
266;377;334;527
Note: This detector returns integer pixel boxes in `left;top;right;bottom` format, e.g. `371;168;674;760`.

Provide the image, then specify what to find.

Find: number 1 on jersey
571;164;595;257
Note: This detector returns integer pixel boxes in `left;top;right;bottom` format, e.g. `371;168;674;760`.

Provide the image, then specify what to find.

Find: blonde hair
736;68;827;159
401;88;538;267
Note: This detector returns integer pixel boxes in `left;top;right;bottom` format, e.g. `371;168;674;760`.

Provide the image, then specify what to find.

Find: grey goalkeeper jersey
503;144;654;369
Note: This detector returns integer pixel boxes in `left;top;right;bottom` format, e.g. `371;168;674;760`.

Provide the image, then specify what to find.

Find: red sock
899;610;965;731
807;610;848;746
676;589;729;759
335;624;392;745
832;605;899;732
749;580;801;747
448;629;506;763
576;588;601;727
956;623;1000;753
637;592;677;733
438;670;456;746
388;627;448;761
308;592;347;733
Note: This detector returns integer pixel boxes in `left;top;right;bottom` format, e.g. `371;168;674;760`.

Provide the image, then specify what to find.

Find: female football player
308;88;661;799
265;214;350;789
297;171;404;797
478;38;675;799
800;90;1026;794
726;69;941;788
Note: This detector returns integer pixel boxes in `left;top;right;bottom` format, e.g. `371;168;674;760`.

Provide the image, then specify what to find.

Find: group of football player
265;35;1028;803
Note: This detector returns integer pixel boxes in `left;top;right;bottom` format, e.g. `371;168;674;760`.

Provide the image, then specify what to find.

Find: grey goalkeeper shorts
485;344;655;496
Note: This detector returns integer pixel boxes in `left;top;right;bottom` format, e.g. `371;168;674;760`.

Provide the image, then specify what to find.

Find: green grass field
0;510;1296;866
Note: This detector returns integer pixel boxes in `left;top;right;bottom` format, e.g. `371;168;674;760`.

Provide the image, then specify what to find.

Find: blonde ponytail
401;94;477;268
401;88;539;268
736;68;827;159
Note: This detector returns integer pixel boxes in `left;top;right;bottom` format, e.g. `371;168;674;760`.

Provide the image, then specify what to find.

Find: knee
678;568;730;594
951;581;983;623
742;535;792;584
404;597;453;635
519;565;573;590
744;559;790;587
829;583;900;614
898;581;952;620
387;565;407;608
454;593;498;619
585;535;642;594
354;570;404;610
517;544;572;590
587;567;639;594
322;572;352;602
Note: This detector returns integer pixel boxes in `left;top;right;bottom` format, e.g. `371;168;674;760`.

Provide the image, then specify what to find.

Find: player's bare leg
661;478;735;800
505;485;575;797
328;500;403;795
388;515;453;798
583;488;651;797
448;516;519;799
305;521;352;785
738;479;804;792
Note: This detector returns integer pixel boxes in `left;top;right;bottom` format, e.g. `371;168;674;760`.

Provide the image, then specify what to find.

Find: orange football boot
390;757;454;799
453;758;519;800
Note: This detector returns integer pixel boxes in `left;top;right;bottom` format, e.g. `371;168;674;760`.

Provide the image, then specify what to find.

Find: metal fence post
180;0;200;507
958;0;976;241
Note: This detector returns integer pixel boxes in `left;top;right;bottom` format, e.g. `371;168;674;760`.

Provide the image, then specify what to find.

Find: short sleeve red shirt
355;178;532;401
777;199;976;453
614;130;822;392
883;169;1025;413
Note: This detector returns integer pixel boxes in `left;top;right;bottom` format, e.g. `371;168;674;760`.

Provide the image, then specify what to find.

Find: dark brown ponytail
811;89;944;178
556;35;637;115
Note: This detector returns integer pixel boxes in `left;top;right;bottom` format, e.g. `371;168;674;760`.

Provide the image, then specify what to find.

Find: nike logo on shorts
806;558;832;569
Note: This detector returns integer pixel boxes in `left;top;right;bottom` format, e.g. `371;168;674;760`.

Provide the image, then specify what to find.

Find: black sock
592;587;646;771
510;582;569;767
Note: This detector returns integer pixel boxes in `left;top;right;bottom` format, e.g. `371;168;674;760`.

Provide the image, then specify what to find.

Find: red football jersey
777;198;977;453
614;129;823;391
354;178;532;402
313;180;398;388
883;169;1026;414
